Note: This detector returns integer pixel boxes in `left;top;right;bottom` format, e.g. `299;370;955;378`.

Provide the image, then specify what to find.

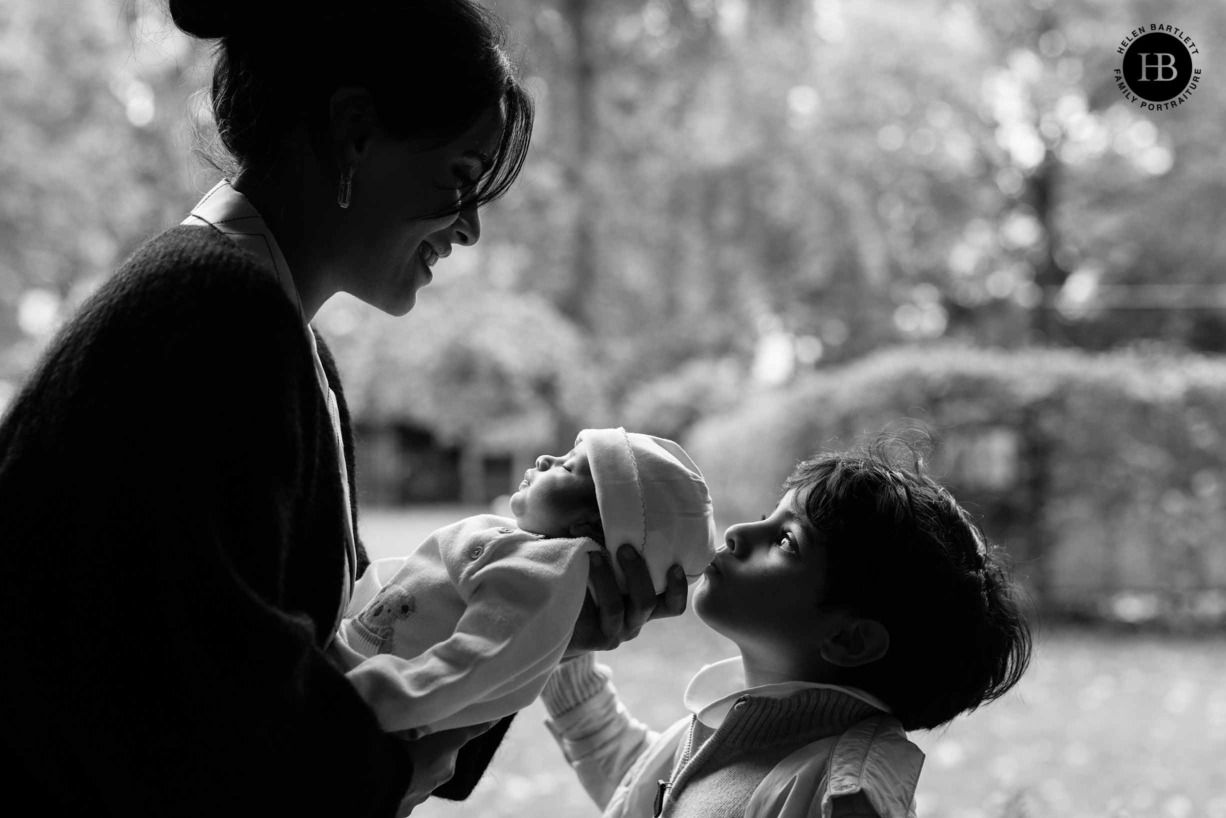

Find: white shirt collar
683;657;892;729
182;180;304;324
183;180;358;619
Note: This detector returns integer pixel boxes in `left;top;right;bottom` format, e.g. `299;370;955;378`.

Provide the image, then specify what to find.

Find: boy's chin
693;581;755;647
692;579;725;630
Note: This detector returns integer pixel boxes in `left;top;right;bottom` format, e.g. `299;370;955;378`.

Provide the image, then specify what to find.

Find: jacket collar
684;657;892;730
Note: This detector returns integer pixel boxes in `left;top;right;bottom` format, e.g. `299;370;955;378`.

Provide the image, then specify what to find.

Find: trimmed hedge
685;344;1226;625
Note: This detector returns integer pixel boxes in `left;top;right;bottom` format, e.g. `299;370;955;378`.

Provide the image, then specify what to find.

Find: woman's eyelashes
454;159;485;186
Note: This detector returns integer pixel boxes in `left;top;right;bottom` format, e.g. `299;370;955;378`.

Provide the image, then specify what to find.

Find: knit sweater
0;225;405;817
543;654;923;818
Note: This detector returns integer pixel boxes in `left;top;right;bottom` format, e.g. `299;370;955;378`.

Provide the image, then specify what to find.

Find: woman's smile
419;242;439;269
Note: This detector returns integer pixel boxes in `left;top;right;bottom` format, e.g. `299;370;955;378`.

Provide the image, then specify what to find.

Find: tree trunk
560;0;598;331
1029;128;1071;345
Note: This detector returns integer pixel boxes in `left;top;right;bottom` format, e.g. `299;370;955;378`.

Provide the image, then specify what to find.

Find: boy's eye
776;532;799;554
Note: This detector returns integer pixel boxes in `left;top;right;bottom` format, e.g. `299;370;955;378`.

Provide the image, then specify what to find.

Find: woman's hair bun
167;0;256;40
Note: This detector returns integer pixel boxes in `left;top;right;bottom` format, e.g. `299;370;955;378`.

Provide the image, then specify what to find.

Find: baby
332;427;717;738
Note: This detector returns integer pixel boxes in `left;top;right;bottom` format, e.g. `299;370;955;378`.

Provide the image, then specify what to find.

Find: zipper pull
654;779;672;817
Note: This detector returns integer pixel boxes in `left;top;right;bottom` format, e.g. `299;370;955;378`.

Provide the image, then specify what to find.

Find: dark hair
783;431;1033;730
168;0;534;216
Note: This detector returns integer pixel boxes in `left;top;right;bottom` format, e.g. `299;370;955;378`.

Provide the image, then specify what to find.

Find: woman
0;2;685;816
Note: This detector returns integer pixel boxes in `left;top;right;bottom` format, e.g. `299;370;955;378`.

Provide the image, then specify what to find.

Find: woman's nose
452;203;482;247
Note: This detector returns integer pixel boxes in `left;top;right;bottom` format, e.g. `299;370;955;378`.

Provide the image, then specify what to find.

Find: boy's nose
725;518;772;556
723;525;750;556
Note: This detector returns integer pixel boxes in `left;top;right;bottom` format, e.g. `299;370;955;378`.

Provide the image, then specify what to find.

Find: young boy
543;436;1033;818
330;427;717;739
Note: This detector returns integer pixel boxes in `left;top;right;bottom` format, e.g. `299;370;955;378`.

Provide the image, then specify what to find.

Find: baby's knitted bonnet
576;428;717;594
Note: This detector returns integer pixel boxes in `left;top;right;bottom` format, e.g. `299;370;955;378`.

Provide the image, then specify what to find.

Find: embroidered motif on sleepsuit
354;584;418;654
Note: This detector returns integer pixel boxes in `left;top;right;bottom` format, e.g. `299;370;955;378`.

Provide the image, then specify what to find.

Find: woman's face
333;103;506;316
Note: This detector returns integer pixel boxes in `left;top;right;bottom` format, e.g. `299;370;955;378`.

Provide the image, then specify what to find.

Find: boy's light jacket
543;655;924;818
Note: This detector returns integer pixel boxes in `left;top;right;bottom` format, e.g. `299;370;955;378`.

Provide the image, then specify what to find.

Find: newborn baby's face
510;441;602;539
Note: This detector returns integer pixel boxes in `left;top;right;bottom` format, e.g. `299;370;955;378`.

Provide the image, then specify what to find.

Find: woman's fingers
655;564;689;621
617;545;657;632
565;550;691;659
586;550;625;642
396;722;497;816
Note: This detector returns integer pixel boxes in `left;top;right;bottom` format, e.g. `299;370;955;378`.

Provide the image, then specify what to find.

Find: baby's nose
536;455;551;471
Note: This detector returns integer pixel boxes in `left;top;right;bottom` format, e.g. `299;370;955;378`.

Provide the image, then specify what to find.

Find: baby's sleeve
344;532;600;733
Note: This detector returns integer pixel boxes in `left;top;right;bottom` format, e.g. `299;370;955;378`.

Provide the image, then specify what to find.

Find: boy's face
694;488;834;655
509;441;601;539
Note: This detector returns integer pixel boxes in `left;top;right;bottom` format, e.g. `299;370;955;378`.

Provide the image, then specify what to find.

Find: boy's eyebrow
780;509;814;550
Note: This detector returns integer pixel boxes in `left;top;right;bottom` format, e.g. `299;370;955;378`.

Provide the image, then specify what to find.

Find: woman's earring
338;167;354;209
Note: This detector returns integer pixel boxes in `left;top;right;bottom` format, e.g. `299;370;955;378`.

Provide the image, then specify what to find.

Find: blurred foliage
686;344;1226;624
3;0;1226;596
4;0;1226;428
319;280;605;453
0;0;206;385
619;356;748;441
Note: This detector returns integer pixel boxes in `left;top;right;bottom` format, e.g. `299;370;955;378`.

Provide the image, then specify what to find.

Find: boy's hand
563;546;688;659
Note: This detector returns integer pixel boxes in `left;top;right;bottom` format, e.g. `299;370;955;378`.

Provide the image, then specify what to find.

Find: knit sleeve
542;654;673;813
0;232;412;818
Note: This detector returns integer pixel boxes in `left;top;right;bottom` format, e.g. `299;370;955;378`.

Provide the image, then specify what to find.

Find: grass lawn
361;507;1226;818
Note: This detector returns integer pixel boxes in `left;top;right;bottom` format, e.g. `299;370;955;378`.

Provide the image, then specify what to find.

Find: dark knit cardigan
0;226;503;816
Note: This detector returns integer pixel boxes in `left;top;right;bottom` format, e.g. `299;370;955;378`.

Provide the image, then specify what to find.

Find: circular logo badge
1122;32;1193;101
1114;25;1203;111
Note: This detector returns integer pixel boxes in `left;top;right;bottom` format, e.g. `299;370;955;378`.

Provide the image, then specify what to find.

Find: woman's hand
395;721;496;816
563;545;689;660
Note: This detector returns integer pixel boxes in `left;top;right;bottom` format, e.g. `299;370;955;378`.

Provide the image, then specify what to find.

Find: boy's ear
819;617;890;668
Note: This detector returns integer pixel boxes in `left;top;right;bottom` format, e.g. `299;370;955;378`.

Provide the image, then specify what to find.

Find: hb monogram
1137;53;1179;82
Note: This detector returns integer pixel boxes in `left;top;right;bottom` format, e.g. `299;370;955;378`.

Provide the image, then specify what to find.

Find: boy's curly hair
785;430;1032;730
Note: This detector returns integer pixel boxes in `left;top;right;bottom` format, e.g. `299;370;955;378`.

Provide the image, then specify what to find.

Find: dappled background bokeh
3;0;1225;815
